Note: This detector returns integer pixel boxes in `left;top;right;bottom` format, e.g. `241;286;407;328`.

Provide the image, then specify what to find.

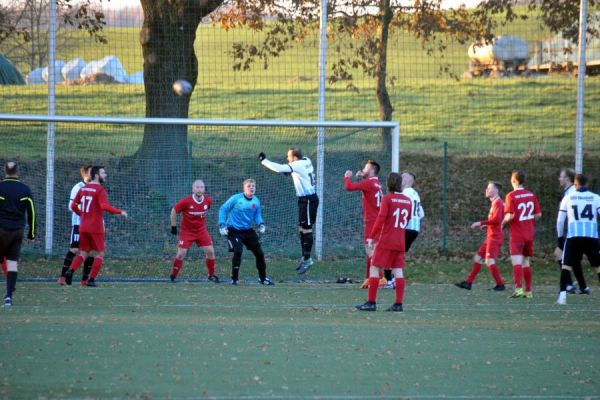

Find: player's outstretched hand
219;225;228;236
171;226;177;235
344;170;353;178
121;211;128;219
258;152;267;161
258;224;266;234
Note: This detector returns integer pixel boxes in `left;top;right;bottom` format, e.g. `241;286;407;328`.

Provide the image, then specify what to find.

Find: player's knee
485;259;495;267
562;265;573;271
392;268;404;279
369;265;380;278
473;255;483;263
7;260;18;272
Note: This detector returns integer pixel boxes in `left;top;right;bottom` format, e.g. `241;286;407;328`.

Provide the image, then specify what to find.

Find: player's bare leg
201;245;219;283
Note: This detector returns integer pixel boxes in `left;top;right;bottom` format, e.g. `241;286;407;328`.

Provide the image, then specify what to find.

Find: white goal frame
0;114;400;260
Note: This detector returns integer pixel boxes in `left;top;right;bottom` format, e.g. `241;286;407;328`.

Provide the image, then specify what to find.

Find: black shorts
298;194;319;230
562;237;600;268
227;228;262;254
69;225;81;248
405;230;419;252
0;227;24;261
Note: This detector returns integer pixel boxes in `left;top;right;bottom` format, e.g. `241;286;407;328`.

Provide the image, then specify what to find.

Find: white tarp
61;58;86;81
26;67;45;84
41;60;65;83
126;71;144;84
80;55;127;83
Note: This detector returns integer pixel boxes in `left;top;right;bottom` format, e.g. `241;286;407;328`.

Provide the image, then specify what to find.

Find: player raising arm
169;179;219;283
218;179;273;286
501;170;541;299
356;172;412;312
65;166;128;287
259;147;318;274
556;174;600;305
343;160;383;288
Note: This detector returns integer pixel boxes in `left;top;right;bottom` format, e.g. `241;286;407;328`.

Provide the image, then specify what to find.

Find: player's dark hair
90;165;104;181
367;160;380;175
387;172;402;193
561;168;576;183
575;174;588;187
489;181;502;192
4;161;19;176
512;170;526;185
289;147;303;159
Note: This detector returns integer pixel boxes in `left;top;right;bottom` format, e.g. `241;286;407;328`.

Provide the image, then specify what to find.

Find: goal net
0;115;399;280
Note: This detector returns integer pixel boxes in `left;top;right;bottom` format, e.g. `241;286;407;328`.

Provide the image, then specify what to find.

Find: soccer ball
172;79;192;96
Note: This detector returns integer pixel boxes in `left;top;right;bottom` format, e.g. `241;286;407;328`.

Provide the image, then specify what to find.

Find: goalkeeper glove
171;226;177;235
257;224;266;234
219;225;228;236
258;152;266;161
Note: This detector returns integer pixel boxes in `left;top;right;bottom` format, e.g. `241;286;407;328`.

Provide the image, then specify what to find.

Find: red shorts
509;239;534;257
476;240;502;260
178;231;213;249
79;231;105;252
371;247;405;269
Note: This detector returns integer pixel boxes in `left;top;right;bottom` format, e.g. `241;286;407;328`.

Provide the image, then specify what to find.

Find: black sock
257;266;266;282
597;272;600;284
62;251;76;276
558;262;573;286
6;271;17;298
384;269;393;281
572;264;586;290
82;257;94;281
300;232;313;260
559;269;571;292
231;265;240;281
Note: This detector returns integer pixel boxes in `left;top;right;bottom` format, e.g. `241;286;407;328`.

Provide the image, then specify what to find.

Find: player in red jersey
455;181;506;291
356;172;412;312
169;179;219;283
64;166;128;287
502;170;541;298
343;160;384;288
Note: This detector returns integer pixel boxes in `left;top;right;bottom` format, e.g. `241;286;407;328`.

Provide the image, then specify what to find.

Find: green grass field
2;280;599;399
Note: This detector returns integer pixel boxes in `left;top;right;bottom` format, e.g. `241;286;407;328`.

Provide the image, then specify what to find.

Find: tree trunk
137;0;223;202
375;0;393;150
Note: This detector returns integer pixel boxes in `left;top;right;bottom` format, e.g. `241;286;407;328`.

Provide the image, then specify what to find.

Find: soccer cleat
524;291;533;299
64;269;74;286
259;277;275;286
355;301;376;311
383;280;395;289
230;279;238;285
80;280;88;286
359;278;370;289
489;284;506;291
297;258;314;275
386;303;403;312
454;281;472;290
580;287;590;295
295;258;304;271
207;275;220;284
57;276;66;285
566;284;577;294
556;292;567;305
3;297;12;307
170;274;176;283
86;278;97;287
510;288;525;298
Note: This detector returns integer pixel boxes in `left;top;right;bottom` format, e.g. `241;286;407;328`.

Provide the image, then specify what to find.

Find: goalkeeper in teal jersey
218;179;273;285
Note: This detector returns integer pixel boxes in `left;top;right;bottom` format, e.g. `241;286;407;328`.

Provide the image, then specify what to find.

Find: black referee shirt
0;178;36;239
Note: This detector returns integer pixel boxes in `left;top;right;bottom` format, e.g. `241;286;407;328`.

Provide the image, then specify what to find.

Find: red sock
466;262;482;284
205;258;215;276
365;256;371;279
395;277;406;304
1;258;7;277
90;257;104;279
367;277;379;303
513;264;523;288
70;255;84;271
523;267;532;292
172;258;184;278
488;264;503;285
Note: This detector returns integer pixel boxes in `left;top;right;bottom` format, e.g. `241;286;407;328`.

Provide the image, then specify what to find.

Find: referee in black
0;161;36;307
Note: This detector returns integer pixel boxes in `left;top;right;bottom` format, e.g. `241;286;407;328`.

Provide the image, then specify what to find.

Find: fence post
441;141;448;253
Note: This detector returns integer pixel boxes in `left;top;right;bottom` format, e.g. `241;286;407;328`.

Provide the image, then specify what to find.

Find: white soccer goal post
0;114;400;262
